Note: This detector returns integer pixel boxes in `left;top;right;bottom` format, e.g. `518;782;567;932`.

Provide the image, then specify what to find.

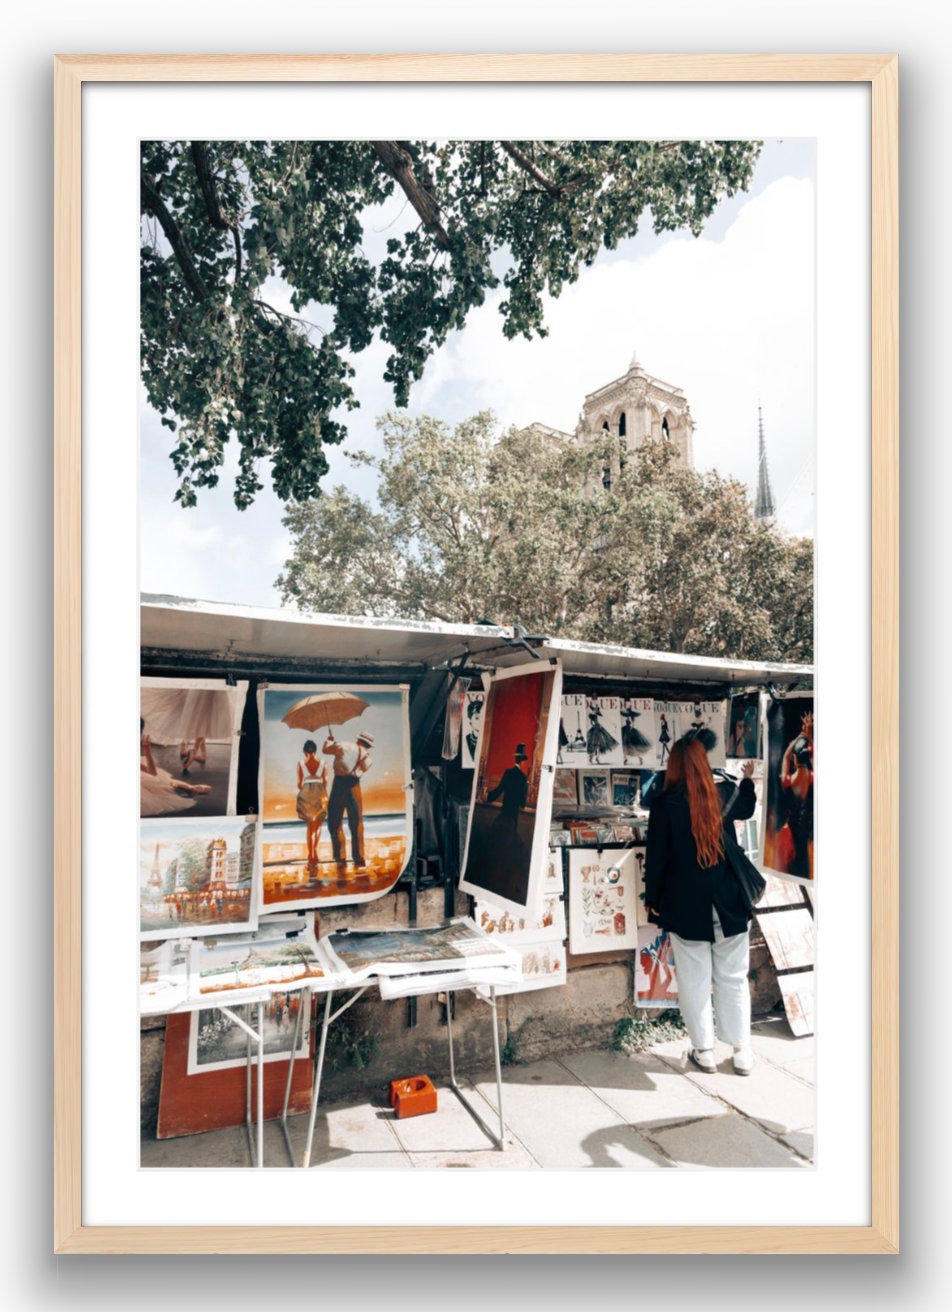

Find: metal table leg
445;986;506;1150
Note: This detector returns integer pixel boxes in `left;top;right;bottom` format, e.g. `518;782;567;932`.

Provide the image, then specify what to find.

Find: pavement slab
750;1019;815;1071
646;1113;810;1169
558;1049;725;1127
656;1049;815;1136
388;1080;509;1155
468;1059;671;1169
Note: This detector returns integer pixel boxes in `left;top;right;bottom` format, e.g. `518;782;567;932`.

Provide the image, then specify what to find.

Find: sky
139;139;815;611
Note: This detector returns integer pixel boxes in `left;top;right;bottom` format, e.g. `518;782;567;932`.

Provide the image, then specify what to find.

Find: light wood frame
53;53;899;1255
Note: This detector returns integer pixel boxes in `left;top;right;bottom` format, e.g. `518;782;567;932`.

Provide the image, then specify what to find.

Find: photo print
620;697;655;767
461;688;486;769
139;815;259;941
257;683;412;910
635;926;679;1007
728;690;764;760
459;662;563;919
140;676;248;817
761;693;814;881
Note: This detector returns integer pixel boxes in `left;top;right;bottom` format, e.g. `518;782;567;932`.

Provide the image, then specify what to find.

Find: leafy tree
141;139;761;508
277;414;813;664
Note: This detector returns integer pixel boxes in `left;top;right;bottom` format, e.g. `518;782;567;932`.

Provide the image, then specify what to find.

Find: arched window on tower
662;416;671;440
618;412;626;437
600;421;612;491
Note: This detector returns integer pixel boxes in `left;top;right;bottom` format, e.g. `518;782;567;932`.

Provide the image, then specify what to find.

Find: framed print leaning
55;54;898;1254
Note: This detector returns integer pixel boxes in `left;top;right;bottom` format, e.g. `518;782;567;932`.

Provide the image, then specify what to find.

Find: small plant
611;1010;687;1054
500;1033;520;1066
325;1012;378;1073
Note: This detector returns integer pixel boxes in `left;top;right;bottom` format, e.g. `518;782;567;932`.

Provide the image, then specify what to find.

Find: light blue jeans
669;913;751;1051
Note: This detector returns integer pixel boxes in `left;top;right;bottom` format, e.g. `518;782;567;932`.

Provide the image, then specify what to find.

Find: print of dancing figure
586;697;619;765
621;699;651;765
657;712;671;767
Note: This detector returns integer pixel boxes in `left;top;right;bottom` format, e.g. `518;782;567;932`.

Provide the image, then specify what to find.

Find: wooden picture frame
53;53;898;1255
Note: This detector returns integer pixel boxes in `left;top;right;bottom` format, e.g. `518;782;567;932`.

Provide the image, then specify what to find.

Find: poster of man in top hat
460;662;563;918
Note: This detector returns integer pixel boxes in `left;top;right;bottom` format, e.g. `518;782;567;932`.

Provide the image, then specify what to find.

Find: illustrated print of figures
621;698;652;765
461;692;485;769
560;694;590;765
140;716;212;817
636;928;679;1006
656;709;672;767
140;677;247;817
324;730;374;871
586;697;620;764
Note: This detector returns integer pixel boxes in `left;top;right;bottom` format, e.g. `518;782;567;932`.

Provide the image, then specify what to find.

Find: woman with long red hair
645;735;756;1075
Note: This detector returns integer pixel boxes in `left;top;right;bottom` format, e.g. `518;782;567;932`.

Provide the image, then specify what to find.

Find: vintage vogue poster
257;683;412;911
568;849;638;952
761;693;815;882
459;662;563;919
678;699;728;770
620;697;656;767
460;689;486;769
139;815;259;941
636;926;679;1007
140;676;248;817
187;999;311;1076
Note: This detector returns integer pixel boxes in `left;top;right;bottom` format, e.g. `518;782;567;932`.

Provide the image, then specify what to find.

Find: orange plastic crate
389;1074;438;1118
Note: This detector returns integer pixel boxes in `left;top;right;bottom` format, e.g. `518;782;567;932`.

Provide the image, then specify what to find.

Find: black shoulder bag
722;829;767;913
720;783;767;913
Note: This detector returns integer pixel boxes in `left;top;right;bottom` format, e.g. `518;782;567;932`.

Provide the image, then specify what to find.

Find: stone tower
754;404;776;521
574;351;695;466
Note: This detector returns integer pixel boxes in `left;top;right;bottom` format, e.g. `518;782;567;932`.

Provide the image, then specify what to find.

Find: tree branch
141;175;208;303
190;141;242;279
371;141;452;250
499;141;563;196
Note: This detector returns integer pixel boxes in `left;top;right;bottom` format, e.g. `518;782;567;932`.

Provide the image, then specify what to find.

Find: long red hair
664;737;724;869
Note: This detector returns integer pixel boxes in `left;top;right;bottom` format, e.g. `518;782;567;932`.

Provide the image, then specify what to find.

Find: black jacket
644;777;756;941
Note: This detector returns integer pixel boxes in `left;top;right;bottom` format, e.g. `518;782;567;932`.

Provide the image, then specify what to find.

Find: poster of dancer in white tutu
459;663;563;919
762;693;814;882
140;677;248;817
257;683;412;910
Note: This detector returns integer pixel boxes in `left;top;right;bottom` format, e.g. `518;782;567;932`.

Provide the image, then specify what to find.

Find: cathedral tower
754;404;777;521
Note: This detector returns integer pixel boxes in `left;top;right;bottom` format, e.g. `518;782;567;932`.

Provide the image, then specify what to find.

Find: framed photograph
56;53;897;1254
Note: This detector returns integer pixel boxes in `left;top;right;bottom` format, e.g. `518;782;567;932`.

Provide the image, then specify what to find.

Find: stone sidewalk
140;1016;814;1170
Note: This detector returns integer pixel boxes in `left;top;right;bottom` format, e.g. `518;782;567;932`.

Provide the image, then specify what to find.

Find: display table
286;972;508;1170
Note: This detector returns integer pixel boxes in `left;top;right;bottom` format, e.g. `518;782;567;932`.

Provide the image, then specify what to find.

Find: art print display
728;691;763;760
557;693;590;766
257;683;412;910
474;893;566;945
636;926;679;1007
139;816;258;941
568;849;638;952
485;937;567;995
460;689;486;769
322;918;514;981
139;939;190;1015
190;915;334;999
778;970;815;1038
620;697;655;766
762;693;815;882
441;675;471;761
611;770;641;810
552;768;579;809
579;769;611;809
544;847;565;894
140;677;248;817
187;997;311;1075
756;907;815;972
678;700;728;769
586;696;624;766
630;843;649;927
653;701;677;769
459;662;563;919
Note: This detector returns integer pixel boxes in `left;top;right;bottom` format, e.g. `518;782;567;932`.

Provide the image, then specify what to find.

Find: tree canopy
277;414;813;664
141;139;761;508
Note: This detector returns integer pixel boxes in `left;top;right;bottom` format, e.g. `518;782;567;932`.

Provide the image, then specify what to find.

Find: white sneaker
688;1047;717;1073
732;1046;754;1076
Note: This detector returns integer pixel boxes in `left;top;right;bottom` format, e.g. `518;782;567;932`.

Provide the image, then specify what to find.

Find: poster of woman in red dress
762;693;815;882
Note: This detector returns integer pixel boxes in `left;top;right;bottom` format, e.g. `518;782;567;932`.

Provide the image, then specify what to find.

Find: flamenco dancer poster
257;683;412;910
762;693;815;882
140;677;248;817
460;662;563;920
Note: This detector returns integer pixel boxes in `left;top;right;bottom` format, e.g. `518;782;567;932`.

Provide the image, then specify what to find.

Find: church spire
754;404;776;520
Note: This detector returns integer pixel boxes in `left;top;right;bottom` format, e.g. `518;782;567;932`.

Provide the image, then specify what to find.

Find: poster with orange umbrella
257;682;412;910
